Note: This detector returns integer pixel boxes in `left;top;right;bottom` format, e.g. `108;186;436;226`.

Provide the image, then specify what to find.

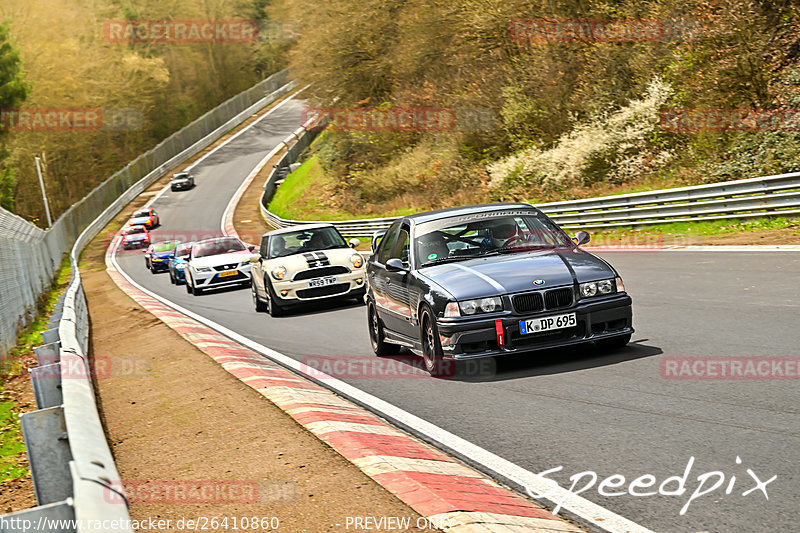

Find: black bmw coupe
365;203;633;376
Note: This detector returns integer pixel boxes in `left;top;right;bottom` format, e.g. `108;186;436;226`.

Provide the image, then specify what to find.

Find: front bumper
150;258;172;271
191;263;253;289
122;240;148;249
436;293;633;359
272;270;366;304
171;181;192;190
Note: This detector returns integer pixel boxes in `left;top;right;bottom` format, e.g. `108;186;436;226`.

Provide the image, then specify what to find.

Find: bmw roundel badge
533;279;545;285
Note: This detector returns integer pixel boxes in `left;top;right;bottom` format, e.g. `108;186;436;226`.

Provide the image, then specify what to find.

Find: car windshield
415;210;573;267
193;238;246;258
175;244;192;259
268;227;347;258
125;226;146;234
133;210;150;217
172;173;188;180
152;241;179;253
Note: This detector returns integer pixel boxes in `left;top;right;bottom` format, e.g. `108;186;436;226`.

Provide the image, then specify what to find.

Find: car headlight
580;278;617;298
193;266;212;273
271;265;287;280
445;297;503;317
349;254;363;268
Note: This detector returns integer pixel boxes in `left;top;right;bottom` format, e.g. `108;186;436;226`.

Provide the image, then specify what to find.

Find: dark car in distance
365;203;633;376
171;171;195;191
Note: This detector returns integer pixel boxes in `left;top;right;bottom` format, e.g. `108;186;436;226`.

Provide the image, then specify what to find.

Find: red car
121;225;150;250
128;208;160;229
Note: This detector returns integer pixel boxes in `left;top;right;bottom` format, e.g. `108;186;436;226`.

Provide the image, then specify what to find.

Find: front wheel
252;279;267;312
368;301;400;356
266;280;283;317
420;306;448;377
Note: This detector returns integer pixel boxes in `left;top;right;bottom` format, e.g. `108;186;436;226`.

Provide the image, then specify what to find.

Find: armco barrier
0;70;295;532
260;132;800;235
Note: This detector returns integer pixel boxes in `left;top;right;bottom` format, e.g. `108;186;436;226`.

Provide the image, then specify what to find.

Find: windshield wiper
420;255;469;267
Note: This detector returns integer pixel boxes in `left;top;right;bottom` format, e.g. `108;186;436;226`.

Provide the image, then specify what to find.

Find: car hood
124;233;147;241
268;247;363;271
419;248;616;300
172;178;190;183
189;251;251;268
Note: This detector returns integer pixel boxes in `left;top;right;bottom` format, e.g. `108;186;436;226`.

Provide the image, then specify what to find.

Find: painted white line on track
108;243;652;533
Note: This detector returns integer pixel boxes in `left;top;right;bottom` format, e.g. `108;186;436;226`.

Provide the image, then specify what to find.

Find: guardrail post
41;328;60;345
30;364;63;409
34;342;60;366
20;406;73;505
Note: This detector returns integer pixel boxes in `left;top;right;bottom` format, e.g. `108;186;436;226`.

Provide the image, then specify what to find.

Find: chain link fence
0;69;290;357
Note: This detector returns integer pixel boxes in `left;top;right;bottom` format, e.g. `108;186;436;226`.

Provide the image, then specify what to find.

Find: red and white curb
103;238;583;533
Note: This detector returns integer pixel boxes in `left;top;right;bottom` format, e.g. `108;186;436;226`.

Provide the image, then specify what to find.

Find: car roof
263;223;337;237
402;203;537;224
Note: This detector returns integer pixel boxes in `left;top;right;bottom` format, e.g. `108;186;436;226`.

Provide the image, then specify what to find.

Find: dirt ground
0;370;36;513
76;95;434;532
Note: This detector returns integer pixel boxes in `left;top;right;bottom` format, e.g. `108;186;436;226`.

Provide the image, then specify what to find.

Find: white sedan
185;236;255;295
250;224;367;316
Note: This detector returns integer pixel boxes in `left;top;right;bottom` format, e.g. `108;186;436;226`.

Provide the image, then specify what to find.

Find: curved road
113;96;800;533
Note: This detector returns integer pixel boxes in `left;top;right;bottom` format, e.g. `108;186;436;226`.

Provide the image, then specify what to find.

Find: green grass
0;254;72;482
266;156;799;241
0;401;27;481
267;156;417;221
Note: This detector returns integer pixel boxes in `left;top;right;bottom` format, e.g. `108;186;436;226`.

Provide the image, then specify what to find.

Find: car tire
265;280;284;317
596;333;631;349
420;305;449;377
368;301;401;356
169;269;176;284
171;186;176;191
252;279;267;312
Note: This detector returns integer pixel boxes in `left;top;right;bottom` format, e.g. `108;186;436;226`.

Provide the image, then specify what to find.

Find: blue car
168;242;194;285
145;240;180;273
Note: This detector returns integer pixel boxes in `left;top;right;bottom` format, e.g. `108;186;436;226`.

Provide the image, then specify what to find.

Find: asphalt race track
113;97;800;533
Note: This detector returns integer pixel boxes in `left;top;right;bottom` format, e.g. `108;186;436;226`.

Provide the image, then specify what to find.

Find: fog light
280;290;289;297
355;278;364;285
439;334;451;347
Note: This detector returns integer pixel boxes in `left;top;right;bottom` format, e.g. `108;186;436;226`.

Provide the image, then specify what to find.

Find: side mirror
250;253;261;263
349;238;361;249
385;258;407;273
371;230;387;253
248;244;257;252
573;231;590;246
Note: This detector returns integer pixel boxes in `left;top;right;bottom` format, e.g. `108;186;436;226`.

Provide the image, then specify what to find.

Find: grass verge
0;254;72;484
268;156;417;220
266;157;799;245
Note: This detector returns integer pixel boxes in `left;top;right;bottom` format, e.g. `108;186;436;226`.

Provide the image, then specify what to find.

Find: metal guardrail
0;71;295;533
260;136;800;235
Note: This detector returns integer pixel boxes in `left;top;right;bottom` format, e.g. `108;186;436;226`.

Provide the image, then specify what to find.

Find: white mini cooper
250;224;367;316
